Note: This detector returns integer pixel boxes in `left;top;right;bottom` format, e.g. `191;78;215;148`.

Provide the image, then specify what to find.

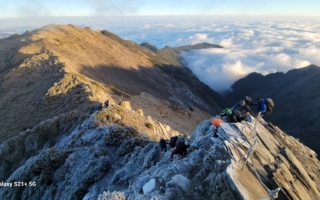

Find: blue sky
1;0;320;18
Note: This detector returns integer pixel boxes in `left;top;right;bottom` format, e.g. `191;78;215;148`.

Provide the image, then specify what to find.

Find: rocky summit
0;24;319;200
0;106;319;200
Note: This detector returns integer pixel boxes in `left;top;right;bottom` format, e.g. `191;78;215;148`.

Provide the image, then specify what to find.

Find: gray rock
1;111;319;200
142;178;156;194
171;174;191;193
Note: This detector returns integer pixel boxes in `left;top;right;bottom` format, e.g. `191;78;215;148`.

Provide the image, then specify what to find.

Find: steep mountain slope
226;64;320;155
0;24;225;142
102;31;227;109
0;104;319;199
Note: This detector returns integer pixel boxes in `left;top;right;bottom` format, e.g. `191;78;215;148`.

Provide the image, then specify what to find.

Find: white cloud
143;24;151;29
294;60;311;69
272;53;292;65
165;24;176;28
220;38;234;48
66;16;320;92
189;33;208;41
238;30;255;39
188;33;214;44
223;60;255;80
298;46;320;64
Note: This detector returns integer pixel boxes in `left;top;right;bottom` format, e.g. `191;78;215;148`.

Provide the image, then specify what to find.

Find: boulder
171;175;191;193
143;178;156;194
135;109;144;116
119;101;132;110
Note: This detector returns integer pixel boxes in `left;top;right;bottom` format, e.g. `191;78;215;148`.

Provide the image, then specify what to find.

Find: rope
239;113;280;199
241;113;260;170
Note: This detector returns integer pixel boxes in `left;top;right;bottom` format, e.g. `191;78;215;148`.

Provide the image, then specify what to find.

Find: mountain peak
140;42;158;53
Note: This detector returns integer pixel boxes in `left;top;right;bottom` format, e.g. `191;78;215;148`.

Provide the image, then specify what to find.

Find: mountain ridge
0;103;319;199
0;24;225;143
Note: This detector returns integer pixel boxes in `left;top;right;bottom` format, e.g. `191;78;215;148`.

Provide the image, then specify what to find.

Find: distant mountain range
140;41;223;53
226;64;320;154
0;25;225;143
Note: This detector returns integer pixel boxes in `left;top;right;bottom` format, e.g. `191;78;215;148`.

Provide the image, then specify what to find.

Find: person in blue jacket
253;98;267;117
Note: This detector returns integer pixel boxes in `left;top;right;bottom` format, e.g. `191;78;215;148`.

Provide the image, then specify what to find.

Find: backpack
265;98;274;114
169;136;178;148
159;139;167;148
175;138;185;150
211;119;224;128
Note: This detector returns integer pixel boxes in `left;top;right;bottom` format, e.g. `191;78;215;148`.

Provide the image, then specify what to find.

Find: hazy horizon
1;0;320;18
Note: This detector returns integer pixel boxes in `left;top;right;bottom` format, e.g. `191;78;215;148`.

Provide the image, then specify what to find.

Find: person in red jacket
170;139;190;162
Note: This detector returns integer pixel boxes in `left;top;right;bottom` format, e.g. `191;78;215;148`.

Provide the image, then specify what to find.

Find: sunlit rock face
0;108;319;200
0;24;225;145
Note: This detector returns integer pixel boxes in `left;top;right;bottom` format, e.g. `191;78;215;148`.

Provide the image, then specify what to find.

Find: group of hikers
221;96;274;123
159;96;274;162
159;136;190;162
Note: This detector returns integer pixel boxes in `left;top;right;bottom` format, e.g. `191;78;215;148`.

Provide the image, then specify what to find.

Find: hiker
230;96;255;122
235;96;254;112
221;108;244;123
253;98;267;117
159;138;169;152
170;138;190;162
210;118;225;137
253;97;274;117
220;108;238;123
211;118;224;128
244;96;253;105
169;136;178;149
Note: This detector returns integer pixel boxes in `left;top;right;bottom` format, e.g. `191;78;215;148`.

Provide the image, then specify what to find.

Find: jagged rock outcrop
0;106;319;200
119;101;132;110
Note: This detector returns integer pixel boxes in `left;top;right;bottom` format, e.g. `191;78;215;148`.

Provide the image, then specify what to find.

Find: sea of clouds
1;16;319;93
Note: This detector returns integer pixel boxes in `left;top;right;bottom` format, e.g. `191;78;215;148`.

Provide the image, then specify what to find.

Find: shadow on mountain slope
80;64;225;115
